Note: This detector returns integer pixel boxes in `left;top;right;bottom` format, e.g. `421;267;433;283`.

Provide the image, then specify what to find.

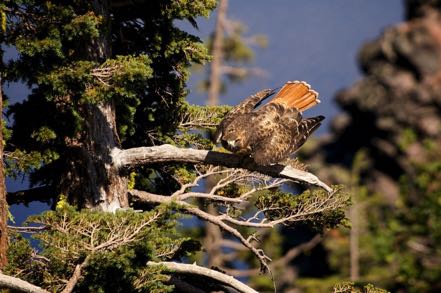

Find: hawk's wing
214;88;275;143
252;115;324;166
289;116;324;153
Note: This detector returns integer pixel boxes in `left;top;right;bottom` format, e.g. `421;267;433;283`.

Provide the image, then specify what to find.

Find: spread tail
270;81;320;112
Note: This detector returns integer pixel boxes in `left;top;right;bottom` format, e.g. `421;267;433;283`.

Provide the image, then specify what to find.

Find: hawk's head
220;117;251;154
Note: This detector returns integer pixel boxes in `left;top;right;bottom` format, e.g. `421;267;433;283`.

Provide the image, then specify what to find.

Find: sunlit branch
8;225;47;233
113;144;333;192
147;261;259;293
0;272;49;293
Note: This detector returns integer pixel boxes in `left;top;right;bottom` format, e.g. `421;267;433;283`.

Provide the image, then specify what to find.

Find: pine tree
3;0;218;210
0;1;349;291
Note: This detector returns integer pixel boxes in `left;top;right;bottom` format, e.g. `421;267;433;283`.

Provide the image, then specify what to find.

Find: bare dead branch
179;121;218;128
179;192;243;203
8;226;47;233
112;144;333;192
127;157;345;279
181;202;272;272
172;166;262;203
0;272;49;293
128;168;347;274
178;109;221;129
147;261;258;293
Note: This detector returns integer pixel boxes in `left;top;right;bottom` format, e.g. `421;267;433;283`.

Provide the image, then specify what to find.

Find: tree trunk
82;102;128;210
207;0;228;106
0;74;8;268
64;0;128;211
204;218;223;268
206;0;229;265
349;197;359;281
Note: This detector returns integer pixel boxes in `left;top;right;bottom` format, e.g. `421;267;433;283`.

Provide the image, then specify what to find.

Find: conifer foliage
3;0;215;208
0;1;349;292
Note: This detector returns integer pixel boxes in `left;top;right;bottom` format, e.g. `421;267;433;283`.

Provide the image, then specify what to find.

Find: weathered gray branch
8;226;47;233
147;261;258;293
0;272;49;293
112;144;332;192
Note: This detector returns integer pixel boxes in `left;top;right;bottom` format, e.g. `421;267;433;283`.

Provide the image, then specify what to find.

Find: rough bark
207;0;228;106
64;0;128;210
0;74;7;268
82;102;128;210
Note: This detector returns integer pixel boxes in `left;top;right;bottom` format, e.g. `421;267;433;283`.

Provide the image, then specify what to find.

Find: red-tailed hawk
214;81;324;165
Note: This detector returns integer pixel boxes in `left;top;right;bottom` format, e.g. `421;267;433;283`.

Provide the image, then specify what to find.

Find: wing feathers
253;115;324;165
291;115;325;152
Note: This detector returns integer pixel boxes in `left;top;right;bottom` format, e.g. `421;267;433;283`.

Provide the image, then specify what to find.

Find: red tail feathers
270;81;320;112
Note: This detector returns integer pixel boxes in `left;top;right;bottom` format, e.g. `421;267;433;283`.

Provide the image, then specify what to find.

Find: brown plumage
214;81;324;165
